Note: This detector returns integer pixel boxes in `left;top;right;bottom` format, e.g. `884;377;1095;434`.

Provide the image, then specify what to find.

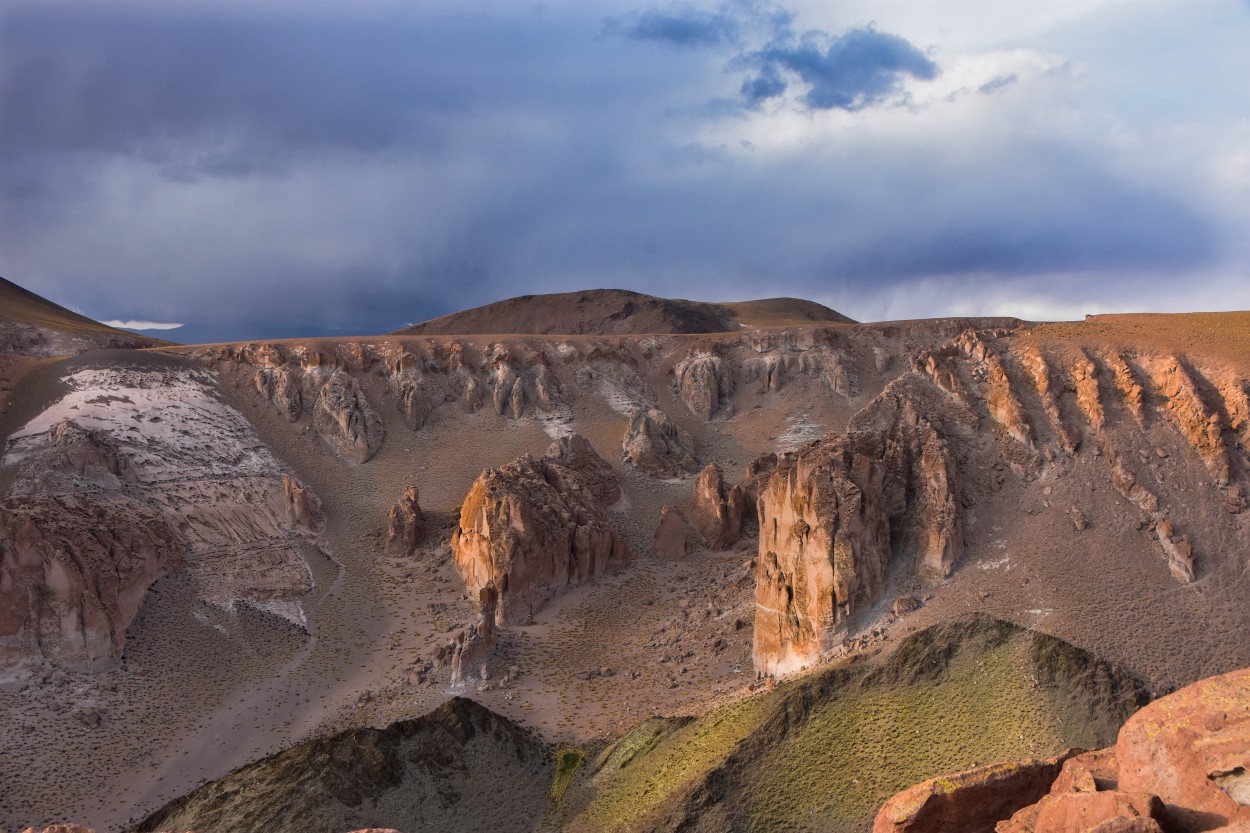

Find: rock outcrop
754;388;962;676
451;586;499;684
312;370;385;463
283;476;326;532
652;506;692;559
878;666;1250;833
545;434;621;507
690;463;745;550
675;352;734;420
385;486;425;556
0;495;183;669
621;407;699;478
1144;356;1230;488
1115;667;1250;831
452;453;628;626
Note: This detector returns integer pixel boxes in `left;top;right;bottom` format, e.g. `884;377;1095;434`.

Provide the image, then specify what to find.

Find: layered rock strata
0;366;325;669
451;445;628;626
754;388;962;676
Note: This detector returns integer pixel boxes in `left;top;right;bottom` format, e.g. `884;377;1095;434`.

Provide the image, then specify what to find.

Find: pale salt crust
3;366;314;628
775;413;823;451
4;367;283;478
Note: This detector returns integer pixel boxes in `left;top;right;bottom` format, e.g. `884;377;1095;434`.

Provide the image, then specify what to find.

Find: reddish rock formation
621;407;699;478
1023;345;1076;453
880;666;1250;833
1107;353;1147;427
1145;356;1230;487
652;506;691;559
385;486;425;556
312;370;385;463
1070;350;1106;433
959;331;1032;448
452;453;628;625
1116;667;1250;831
545;434;621;507
690;463;745;549
873;750;1077;833
754;389;962;675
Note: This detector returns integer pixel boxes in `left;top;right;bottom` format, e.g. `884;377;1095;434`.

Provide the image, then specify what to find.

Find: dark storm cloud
615;6;740;46
0;9;469;166
0;1;1226;339
741;25;938;110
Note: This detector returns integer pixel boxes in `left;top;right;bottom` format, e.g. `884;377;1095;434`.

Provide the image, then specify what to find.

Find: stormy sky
2;0;1249;343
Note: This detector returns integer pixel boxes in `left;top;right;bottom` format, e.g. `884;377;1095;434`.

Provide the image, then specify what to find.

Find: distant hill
0;276;170;356
391;289;855;336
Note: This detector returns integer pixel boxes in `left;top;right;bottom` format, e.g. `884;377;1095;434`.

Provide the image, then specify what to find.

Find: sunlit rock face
452;443;628;626
754;390;962;676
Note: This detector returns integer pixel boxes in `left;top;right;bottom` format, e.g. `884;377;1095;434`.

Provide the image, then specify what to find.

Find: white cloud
102;319;184;330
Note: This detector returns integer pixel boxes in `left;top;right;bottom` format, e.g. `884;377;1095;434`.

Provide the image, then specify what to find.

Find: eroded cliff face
451;436;628;626
753;389;963;676
199;327;880;468
912;328;1250;585
0;493;183;670
0;365;326;669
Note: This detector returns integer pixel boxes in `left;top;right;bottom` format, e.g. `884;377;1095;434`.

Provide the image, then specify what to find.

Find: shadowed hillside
0;276;171;356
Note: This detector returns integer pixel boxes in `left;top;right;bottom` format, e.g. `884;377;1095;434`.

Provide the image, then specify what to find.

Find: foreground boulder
754;389;963;675
1116;666;1250;831
452;447;628;625
621;407;699;478
876;665;1250;833
874;750;1078;833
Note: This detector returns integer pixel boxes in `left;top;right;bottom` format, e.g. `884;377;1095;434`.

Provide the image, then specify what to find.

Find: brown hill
390;289;855;336
0;276;171;356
